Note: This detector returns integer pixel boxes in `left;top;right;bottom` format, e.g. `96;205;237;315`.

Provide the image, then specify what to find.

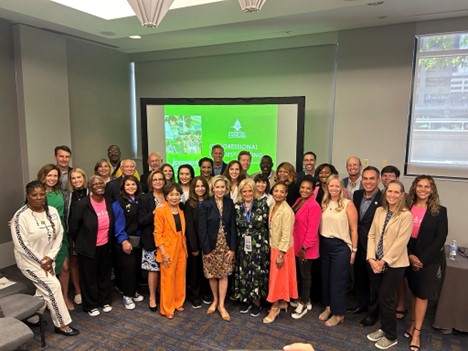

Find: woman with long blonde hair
319;174;358;327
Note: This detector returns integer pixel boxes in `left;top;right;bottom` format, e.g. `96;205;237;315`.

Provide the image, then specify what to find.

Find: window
406;32;468;179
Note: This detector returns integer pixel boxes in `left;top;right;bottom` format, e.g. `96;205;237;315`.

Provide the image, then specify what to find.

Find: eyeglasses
152;178;164;182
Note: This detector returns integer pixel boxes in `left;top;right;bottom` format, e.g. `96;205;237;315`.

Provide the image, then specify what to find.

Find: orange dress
266;201;298;302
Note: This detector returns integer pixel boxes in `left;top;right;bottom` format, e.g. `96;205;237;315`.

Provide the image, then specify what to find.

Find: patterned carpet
2;265;466;351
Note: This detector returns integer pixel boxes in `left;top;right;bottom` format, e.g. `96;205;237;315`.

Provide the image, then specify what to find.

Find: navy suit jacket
198;196;236;254
353;189;382;251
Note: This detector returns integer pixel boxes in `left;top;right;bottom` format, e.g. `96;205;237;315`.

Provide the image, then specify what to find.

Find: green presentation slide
164;104;278;171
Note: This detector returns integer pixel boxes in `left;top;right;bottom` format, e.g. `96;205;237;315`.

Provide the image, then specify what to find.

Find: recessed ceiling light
50;0;226;20
129;35;142;39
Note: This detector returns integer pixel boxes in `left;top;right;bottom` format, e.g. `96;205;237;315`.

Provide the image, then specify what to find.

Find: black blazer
105;177;123;202
137;192;157;251
353;189;382;251
198;197;236;254
69;196;114;258
407;206;448;265
184;202;201;253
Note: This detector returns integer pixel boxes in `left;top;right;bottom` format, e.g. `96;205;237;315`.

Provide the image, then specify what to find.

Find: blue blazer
198;196;236;254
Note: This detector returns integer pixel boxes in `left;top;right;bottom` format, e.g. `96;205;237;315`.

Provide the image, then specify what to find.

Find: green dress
47;190;68;274
234;198;270;304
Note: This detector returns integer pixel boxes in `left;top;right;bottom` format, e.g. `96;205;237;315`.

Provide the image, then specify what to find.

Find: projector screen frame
140;96;305;173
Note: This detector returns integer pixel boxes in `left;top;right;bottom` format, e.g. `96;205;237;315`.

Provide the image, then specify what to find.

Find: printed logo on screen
228;119;246;139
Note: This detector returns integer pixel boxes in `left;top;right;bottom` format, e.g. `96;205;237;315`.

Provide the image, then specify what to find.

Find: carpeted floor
1;265;466;351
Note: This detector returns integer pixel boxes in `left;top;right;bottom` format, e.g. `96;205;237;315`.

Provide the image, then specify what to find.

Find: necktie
376;210;393;260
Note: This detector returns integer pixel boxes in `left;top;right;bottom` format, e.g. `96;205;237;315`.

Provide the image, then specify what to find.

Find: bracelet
352;248;358;253
278;255;284;259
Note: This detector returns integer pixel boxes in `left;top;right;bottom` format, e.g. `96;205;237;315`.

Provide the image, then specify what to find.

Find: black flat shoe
359;315;377;327
54;326;79;336
149;305;158;312
347;306;367;314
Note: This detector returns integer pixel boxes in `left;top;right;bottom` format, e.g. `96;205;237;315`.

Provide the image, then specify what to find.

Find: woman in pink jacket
291;175;322;319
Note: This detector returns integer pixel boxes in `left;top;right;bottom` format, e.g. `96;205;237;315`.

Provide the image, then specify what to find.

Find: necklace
30;209;52;242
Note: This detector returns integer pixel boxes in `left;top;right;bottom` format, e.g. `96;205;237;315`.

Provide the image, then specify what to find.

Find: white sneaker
74;294;82;305
367;329;385;342
291;303;308;319
375;336;397;350
102;304;112;313
123;296;136;310
88;308;100;317
133;293;144;302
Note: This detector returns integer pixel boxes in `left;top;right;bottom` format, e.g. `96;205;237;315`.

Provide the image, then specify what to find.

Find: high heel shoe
217;307;230;321
409;328;421;351
325;315;344;327
148;304;158;312
404;320;415;338
319;309;331;321
263;307;280;324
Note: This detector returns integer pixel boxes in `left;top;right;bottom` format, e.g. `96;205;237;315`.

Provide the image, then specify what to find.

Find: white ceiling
0;0;467;54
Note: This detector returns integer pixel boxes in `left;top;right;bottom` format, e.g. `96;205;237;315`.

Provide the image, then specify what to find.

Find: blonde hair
67;168;87;192
381;180;408;216
276;161;297;184
210;175;230;197
321;174;345;212
236;178;258;203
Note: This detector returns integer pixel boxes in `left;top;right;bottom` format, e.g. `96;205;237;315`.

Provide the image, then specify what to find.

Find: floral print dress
234;198;270;303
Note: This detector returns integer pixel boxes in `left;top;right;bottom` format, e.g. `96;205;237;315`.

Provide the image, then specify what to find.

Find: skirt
266;246;298;303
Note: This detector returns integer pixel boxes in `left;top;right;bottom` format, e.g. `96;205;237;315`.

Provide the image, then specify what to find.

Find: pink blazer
292;196;321;259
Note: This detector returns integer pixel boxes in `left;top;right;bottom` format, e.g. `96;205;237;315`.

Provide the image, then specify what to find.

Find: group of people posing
10;145;448;351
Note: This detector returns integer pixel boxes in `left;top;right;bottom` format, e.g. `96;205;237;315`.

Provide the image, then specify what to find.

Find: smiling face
318;166;332;184
385;182;404;210
361;169;380;195
148;153;162;170
228;162;240;181
45;169;59;189
55;149;71;169
124;179;138;197
260;157;273;175
108;145;121;163
277;167;289;182
255;180;267;195
272;183;287;203
415;178;432;203
241;184;254;203
90;178;105;196
166;188;182;207
194;179;206;199
121;160;135;176
239;155;251;172
70;171;85;190
178;167;192;185
151;173;165;191
213;179;227;199
27;187;46;211
299;180;314;200
381;172;398;187
97;161;110;178
211;147;224;164
303;153;316;172
327;178;342;200
162;165;174;181
200;161;212;178
346;157;362;177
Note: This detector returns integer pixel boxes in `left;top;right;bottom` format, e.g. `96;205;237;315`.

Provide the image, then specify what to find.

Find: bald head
346;156;362;177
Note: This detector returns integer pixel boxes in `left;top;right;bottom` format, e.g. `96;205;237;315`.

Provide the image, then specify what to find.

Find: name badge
244;236;252;252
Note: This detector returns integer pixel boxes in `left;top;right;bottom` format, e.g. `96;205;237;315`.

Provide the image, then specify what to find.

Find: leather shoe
54;326;79;336
347;306;367;314
360;315;377;327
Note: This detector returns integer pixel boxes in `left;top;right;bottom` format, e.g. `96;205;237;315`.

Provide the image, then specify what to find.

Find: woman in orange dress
263;181;298;323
